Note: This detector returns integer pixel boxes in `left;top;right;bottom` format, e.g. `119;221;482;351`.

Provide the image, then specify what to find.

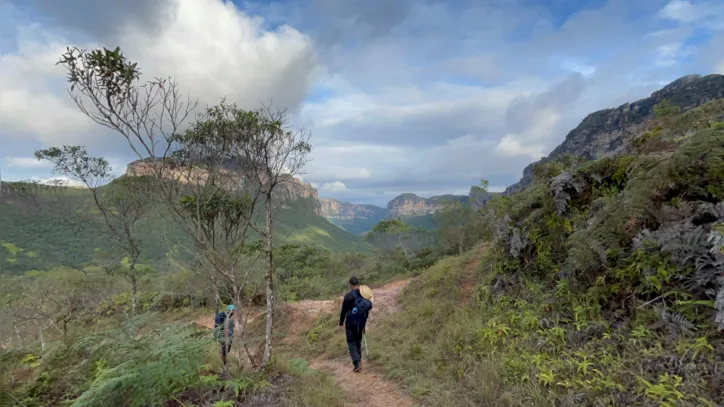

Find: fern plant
69;314;212;407
549;172;585;215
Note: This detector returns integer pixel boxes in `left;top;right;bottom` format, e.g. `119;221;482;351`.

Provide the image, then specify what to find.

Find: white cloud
716;60;724;74
659;0;700;23
29;175;86;188
0;0;319;149
316;181;349;192
0;30;96;143
658;0;724;30
494;135;545;159
4;156;49;168
560;58;597;77
121;0;318;111
655;42;692;67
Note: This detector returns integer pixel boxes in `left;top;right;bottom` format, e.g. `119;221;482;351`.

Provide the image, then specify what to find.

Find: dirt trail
188;269;477;406
460;243;490;305
304;279;415;407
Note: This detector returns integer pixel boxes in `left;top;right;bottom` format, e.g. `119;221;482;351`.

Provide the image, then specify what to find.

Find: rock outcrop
125;158;321;215
505;74;724;195
387;193;469;218
319;199;387;222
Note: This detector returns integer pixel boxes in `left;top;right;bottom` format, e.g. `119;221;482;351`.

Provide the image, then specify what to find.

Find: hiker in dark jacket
213;305;236;366
339;276;372;372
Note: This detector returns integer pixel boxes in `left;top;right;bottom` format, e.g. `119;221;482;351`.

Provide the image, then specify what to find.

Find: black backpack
214;312;226;329
347;290;373;330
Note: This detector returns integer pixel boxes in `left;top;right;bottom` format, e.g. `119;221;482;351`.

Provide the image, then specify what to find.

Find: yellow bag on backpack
359;285;374;304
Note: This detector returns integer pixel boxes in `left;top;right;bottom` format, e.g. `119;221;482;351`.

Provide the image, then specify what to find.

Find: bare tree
233;104;311;368
170;102;312;368
34;146;155;314
57;46;195;163
56;46;312;370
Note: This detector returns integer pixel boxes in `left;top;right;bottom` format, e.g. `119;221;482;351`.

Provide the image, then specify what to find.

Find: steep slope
319;199;387;235
362;126;724;406
505;73;724;194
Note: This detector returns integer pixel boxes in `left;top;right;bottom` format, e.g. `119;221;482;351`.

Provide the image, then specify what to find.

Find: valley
1;24;724;407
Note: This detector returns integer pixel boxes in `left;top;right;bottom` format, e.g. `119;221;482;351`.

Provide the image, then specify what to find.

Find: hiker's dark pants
220;342;232;359
345;325;364;366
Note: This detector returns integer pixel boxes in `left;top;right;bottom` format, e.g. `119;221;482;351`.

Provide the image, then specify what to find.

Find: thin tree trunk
398;236;410;260
233;288;254;369
38;325;46;355
131;273;138;315
14;322;22;348
261;193;274;368
214;285;221;315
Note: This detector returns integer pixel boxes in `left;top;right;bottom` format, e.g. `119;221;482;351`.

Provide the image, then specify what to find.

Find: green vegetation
4;42;724;407
326;217;383;236
0;189;369;275
397;214;439;230
0;312;343;407
300;100;724;406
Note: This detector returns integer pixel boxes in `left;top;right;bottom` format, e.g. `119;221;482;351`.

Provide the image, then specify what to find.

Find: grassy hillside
0;187;370;275
303;100;724;406
382;118;724;404
325;217;383;235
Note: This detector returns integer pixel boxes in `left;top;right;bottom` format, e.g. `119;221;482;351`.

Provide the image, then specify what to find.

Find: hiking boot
353;362;361;373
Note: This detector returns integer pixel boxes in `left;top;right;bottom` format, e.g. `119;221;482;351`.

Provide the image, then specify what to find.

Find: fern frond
549;172;585;215
660;307;696;334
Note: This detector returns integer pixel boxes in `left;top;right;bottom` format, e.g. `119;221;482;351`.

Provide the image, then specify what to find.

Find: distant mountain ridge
386;193;469;218
320;188;497;234
505;73;724;194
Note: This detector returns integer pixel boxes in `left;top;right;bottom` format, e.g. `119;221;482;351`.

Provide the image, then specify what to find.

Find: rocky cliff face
125;159;322;215
319;199;386;221
505;74;724;195
387;193;469;218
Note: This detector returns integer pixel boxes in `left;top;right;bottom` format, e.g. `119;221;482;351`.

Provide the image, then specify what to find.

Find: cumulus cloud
20;0;169;40
495;73;586;158
2;0;721;206
0;0;318;152
655;42;693;67
316;181;349;193
659;0;724;29
0;25;96;144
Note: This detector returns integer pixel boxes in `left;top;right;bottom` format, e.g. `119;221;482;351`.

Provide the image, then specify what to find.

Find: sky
1;0;723;207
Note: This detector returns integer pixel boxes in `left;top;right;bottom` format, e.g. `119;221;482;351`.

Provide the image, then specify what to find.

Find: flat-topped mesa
505;73;724;195
125;158;321;215
387;193;468;218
